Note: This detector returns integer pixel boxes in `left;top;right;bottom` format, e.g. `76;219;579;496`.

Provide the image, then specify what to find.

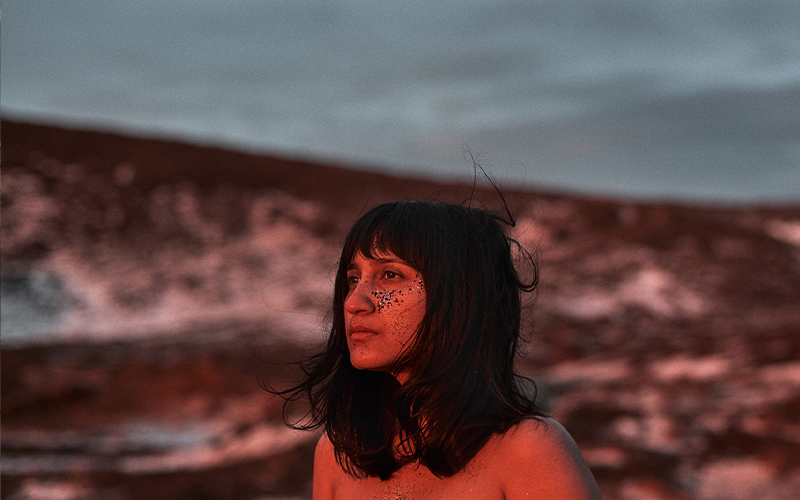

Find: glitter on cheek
407;275;425;295
372;289;406;313
369;273;424;314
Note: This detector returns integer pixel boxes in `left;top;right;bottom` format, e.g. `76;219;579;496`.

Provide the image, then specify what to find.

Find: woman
280;200;602;499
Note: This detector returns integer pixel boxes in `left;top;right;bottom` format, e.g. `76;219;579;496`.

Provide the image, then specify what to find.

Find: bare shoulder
493;418;603;500
498;418;580;460
315;432;334;458
313;433;341;500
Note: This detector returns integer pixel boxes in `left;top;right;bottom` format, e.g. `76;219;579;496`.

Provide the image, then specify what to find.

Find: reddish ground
2;120;800;500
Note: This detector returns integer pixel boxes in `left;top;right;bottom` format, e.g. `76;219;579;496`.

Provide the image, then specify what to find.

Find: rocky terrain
2;120;800;500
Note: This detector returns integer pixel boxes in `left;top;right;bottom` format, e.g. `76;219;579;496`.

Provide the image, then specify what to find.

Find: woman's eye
383;270;399;280
347;275;359;286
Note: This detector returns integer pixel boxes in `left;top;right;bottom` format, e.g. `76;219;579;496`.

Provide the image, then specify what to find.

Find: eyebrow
373;257;408;265
347;257;411;271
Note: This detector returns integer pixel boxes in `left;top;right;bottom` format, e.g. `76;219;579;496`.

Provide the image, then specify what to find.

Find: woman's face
344;250;426;382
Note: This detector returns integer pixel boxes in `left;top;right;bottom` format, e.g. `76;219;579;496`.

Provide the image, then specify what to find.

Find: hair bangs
343;202;428;273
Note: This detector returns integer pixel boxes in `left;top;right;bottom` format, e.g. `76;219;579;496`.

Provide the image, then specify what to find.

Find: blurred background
2;1;800;499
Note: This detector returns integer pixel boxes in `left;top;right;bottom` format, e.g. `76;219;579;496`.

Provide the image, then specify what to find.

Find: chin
348;352;388;373
349;357;377;371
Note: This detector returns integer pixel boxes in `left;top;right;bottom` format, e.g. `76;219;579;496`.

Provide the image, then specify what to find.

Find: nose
344;282;376;315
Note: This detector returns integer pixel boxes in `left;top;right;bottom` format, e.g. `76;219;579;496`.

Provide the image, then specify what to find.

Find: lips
348;325;378;341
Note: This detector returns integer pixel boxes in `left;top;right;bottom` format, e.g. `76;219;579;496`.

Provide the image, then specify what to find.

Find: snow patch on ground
548;265;706;320
766;219;800;247
650;356;731;382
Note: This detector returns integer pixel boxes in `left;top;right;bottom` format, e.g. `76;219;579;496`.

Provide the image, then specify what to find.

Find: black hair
275;200;545;480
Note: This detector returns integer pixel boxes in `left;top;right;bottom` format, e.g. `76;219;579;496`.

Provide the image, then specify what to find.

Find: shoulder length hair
276;200;545;480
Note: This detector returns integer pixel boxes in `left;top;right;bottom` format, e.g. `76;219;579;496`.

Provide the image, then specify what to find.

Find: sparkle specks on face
371;275;423;313
372;289;400;313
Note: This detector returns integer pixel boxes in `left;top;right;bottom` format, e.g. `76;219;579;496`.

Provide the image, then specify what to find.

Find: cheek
373;279;425;315
372;289;400;313
378;286;426;340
